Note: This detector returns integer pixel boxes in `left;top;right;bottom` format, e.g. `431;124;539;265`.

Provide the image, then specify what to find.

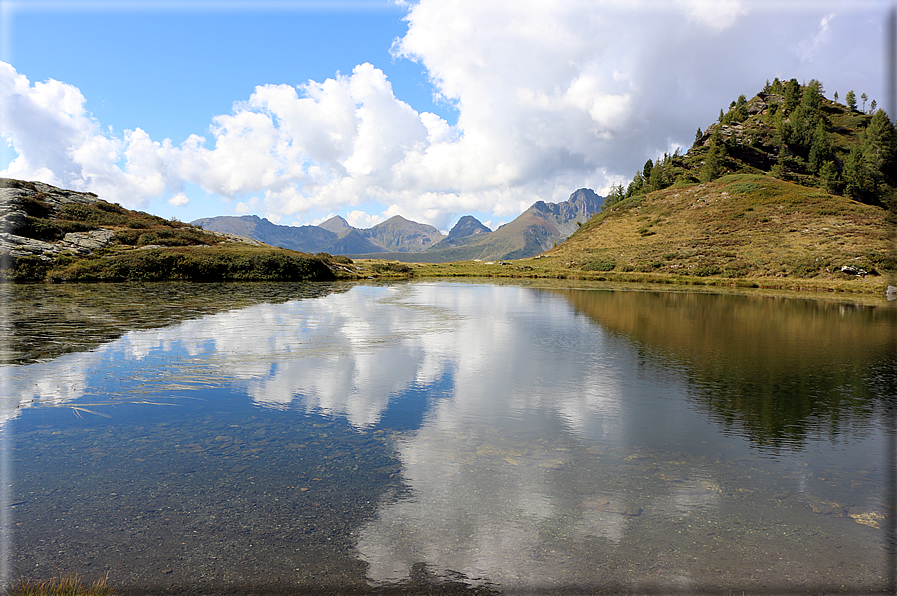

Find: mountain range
192;188;604;262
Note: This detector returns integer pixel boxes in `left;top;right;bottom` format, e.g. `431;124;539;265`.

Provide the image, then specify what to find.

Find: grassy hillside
1;179;348;283
410;173;892;294
556;173;892;280
545;79;896;290
414;174;897;294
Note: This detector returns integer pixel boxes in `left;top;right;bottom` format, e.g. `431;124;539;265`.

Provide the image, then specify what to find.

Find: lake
2;280;895;594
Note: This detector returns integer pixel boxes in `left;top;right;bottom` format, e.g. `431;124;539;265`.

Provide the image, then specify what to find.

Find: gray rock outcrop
1;178;110;261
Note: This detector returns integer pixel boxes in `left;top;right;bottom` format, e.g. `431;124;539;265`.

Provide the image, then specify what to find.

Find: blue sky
0;0;893;232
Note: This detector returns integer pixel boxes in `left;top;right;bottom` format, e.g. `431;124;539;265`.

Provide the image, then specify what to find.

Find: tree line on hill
602;78;897;211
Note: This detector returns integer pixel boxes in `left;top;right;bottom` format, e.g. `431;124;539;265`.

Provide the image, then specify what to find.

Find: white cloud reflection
3;282;713;587
4;282;889;589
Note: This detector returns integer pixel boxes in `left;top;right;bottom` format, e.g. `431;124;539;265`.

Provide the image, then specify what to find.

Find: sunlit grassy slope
409;173;894;294
553;173;893;280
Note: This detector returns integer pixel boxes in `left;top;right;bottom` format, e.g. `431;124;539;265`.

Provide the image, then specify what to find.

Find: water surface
3;281;895;594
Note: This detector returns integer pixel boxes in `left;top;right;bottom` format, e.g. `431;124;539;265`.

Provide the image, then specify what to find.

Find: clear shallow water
2;281;895;594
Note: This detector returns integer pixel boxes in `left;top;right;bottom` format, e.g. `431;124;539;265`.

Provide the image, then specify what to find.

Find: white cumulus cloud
0;62;171;208
169;192;190;207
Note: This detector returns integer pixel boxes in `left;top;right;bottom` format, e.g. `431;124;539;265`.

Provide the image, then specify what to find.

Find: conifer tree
602;183;625;209
771;147;787;180
846;90;857;111
648;161;664;191
819;160;840;194
643;159;654;181
693;127;703;147
844;145;872;200
861;93;868;112
843;110;897;203
808;120;832;174
733;94;748;122
861;109;897;186
774;109;793;147
701;128;725;183
801;82;823;111
627;171;646;197
783;79;801;112
648;154;674;191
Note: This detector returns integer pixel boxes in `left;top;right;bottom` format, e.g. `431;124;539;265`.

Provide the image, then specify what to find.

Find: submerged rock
848;509;886;529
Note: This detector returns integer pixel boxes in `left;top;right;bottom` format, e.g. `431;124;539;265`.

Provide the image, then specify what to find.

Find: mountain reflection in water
4;281;894;593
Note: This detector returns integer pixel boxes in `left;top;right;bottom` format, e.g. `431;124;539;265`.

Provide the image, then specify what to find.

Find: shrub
95;201;124;213
113;230;140;245
138;232;160;246
370;261;412;274
723;262;752;277
693;265;723;277
18;195;54;218
582;258;616;271
53;248;335;282
2;255;51;282
19;217;92;241
791;259;824;278
318;253;353;265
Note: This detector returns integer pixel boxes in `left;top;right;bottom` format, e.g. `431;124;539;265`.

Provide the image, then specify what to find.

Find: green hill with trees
538;78;896;292
601;78;895;209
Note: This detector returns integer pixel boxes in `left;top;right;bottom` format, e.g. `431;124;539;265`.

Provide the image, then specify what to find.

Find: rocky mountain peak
446;215;491;241
319;215;353;237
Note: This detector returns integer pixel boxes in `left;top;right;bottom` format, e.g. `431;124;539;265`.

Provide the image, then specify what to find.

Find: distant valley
191;188;604;262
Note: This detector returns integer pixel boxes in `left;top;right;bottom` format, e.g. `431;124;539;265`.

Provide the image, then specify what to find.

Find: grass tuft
5;573;115;596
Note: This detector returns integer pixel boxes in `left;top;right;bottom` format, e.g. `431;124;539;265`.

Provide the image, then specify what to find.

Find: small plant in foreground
5;573;115;596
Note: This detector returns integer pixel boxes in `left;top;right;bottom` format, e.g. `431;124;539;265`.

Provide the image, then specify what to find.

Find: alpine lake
1;279;895;595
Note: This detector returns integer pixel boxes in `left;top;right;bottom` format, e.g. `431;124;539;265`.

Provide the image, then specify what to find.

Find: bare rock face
0;178;111;261
0;179;100;216
62;229;118;254
0;232;63;260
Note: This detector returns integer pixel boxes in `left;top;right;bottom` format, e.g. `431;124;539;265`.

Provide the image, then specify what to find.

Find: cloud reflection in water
6;282;887;591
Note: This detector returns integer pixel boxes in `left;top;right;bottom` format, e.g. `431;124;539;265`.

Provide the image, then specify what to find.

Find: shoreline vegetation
357;258;895;298
4;573;115;596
